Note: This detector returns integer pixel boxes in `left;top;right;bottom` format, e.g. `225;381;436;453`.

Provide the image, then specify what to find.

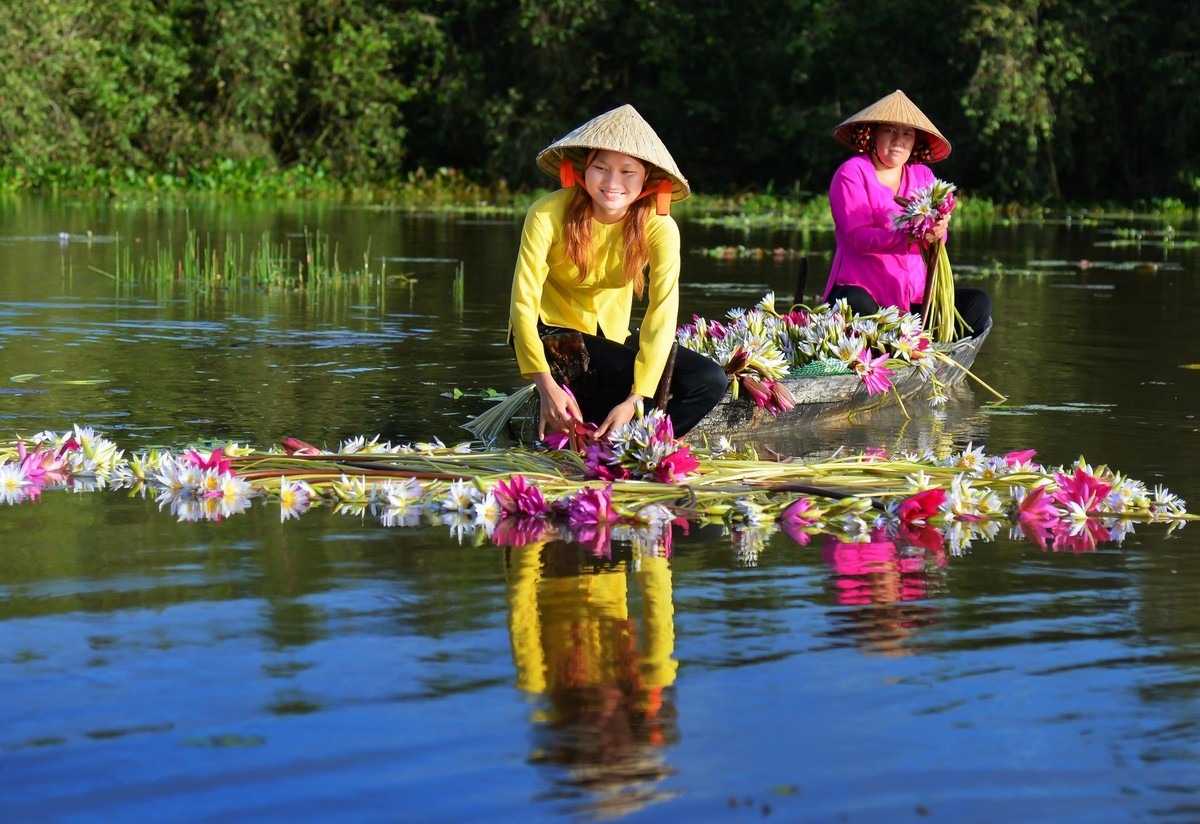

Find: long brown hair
560;152;654;298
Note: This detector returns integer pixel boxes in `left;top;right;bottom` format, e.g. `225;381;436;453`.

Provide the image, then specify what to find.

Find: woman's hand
594;395;642;440
924;213;951;244
533;373;583;439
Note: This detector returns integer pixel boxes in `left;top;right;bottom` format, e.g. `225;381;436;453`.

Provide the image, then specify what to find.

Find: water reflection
505;541;680;817
820;528;946;657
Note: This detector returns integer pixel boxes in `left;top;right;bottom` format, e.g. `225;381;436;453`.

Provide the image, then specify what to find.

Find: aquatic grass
93;223;396;299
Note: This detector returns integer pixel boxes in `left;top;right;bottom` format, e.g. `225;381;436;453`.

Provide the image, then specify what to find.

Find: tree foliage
0;0;1195;201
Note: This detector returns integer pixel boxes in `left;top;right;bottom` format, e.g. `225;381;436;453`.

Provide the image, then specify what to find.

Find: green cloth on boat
789;358;852;377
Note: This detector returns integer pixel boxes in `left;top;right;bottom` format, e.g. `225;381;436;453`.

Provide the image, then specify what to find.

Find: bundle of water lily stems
921;240;967;343
0;424;1193;556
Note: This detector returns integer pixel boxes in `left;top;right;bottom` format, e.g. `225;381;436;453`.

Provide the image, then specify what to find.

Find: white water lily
947;443;987;475
439;479;481;512
280;478;317;521
382;477;424;508
0;464;31;504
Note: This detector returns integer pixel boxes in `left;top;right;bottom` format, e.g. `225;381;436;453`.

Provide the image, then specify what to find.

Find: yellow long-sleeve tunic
508;187;682;399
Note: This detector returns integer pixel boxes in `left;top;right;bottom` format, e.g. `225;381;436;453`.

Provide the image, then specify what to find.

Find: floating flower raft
0;420;1192;561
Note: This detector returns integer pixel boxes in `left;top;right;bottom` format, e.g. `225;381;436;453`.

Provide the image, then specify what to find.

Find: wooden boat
687;320;991;439
469;321;990;446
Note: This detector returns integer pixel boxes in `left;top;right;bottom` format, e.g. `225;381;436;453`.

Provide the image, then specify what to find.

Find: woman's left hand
594;396;641;440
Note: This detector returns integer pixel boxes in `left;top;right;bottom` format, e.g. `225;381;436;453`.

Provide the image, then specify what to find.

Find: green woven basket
789;358;852;377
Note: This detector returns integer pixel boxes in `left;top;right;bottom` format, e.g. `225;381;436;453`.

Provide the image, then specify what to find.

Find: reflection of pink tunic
821;533;934;605
823;154;938;309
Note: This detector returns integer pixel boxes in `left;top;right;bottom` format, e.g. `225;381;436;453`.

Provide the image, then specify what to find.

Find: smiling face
871;122;917;170
583;150;649;223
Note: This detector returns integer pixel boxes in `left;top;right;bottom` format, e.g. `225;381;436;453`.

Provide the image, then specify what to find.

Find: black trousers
561;329;728;436
826;284;992;339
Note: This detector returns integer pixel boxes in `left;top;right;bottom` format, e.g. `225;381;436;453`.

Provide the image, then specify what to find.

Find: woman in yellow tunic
509;105;728;440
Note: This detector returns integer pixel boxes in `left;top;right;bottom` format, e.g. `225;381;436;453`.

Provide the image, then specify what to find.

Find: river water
2;194;1200;822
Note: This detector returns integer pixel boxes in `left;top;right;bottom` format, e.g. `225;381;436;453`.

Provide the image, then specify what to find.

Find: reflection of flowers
492;515;547;547
156;487;252;522
823;530;947;606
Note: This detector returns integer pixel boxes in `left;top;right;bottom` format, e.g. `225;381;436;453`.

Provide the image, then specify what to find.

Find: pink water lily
1017;484;1059;526
1004;449;1038;467
854;349;895;396
281;437;324;456
739;376;794;416
1050;466;1112;513
185;447;232;475
568;485;616;527
896;488;945;525
493;474;548;518
740;375;771;408
655;447;699;483
780;497;816;546
17;441;69;485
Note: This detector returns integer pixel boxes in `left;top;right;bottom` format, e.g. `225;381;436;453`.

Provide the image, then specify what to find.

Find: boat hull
688;323;990;438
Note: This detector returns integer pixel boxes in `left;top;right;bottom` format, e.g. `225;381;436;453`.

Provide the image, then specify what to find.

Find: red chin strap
556;156;674;216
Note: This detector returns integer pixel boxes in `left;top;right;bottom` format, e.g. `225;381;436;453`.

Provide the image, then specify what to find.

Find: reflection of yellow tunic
508;188;682;399
506;545;678;697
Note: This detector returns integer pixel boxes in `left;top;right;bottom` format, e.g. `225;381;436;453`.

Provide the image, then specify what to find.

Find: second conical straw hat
536;104;690;201
832;90;952;162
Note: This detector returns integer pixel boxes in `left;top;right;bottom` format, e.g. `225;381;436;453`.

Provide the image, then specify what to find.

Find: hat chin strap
635;180;673;217
556;156;673;216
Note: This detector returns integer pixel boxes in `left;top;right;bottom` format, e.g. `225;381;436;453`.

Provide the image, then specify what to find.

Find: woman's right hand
924;213;951;244
533;373;583;439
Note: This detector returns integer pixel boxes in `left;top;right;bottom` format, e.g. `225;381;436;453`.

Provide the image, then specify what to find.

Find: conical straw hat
832;90;951;162
536;104;690;201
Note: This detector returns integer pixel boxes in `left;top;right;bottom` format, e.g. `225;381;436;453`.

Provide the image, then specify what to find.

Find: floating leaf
46;379;111;385
183;734;266;749
9;374;40;383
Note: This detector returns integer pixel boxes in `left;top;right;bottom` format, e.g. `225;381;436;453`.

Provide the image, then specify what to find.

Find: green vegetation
89;224;408;299
1;1;1197;206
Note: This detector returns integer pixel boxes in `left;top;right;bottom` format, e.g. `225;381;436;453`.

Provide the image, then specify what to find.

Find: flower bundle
1;429;1195;560
893;178;963;343
583;407;700;483
677;293;941;405
893;178;957;240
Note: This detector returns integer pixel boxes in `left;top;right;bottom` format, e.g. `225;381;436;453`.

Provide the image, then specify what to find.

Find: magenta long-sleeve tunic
822;153;938;309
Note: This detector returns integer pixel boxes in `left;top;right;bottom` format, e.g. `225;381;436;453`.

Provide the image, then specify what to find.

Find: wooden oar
791;257;808;307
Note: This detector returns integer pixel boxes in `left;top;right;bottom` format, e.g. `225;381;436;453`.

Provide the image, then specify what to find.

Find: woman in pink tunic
822;90;991;339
